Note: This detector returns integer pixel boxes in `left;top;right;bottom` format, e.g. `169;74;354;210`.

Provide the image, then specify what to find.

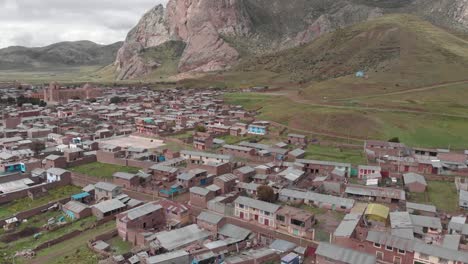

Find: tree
388;137;400;143
195;125;207;133
39;101;47;107
30;141;45;155
110;96;122;104
257;185;276;203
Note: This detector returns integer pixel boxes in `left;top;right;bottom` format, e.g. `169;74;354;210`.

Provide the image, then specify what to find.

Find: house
149;164;179;182
315;243;376;264
278;188;355;212
224;248;279;264
288;148;306;160
190;187;215;208
275;206;315;239
46;167;71;183
248;124;267;135
287;134;308;146
234;196;280;228
43;154;67;169
365;231;415;264
236;182;260;197
221;144;255;159
193;132;213;150
345;185;406;204
403;172;427;193
157;199;191;228
213;173;237;194
234;166;256;182
413;241;468;264
62;200;92;220
296;159;351;177
196;211;225;233
94;182;122;201
116;202;166;245
180;150;231;165
177;169;208;189
405;202;437;217
153;224;211;251
92;199;126;220
459;189;468;210
113;172;139;188
358;165;381;180
145;250;189;264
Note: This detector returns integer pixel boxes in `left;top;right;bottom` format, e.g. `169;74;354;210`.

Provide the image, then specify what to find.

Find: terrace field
0;185;82;219
408;181;459;213
69;162;140;179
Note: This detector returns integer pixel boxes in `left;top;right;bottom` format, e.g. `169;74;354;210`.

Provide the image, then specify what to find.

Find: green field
0;185;82;219
408;181;459;213
69;162;140;179
0;215;97;260
224;93;468;149
304;145;366;165
107;236;132;255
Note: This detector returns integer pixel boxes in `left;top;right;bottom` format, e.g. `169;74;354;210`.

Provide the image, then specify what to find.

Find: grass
408;181;459;213
304;144;366;165
300;205;327;215
218;135;263;145
69;162;140;179
0;185;82;219
170;131;194;140
0;215;97;258
49;245;100;264
224;93;468;149
36;221;116;264
107;236;132;255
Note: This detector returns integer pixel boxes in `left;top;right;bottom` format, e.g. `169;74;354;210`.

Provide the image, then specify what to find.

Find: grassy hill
0;40;122;70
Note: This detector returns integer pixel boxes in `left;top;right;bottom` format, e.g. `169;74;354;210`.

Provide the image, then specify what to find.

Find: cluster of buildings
0;83;467;263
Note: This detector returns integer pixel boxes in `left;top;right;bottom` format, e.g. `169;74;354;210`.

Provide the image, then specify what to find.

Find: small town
0;82;466;264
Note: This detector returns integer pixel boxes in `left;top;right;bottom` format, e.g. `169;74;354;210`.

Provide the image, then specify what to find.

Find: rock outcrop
114;0;468;80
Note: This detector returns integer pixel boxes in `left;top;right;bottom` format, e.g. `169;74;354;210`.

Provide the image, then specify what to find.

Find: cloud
0;0;168;48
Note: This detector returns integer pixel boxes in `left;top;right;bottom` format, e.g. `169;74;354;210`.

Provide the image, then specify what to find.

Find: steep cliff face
115;0;468;80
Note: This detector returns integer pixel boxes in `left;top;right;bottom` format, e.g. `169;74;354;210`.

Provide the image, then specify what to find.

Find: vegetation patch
69;162;140;179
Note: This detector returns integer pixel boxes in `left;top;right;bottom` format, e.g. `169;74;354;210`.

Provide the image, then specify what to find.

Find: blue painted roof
71;192;90;200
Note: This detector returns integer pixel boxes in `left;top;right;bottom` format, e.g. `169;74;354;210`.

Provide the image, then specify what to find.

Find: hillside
114;0;468;80
202;15;468;90
0;41;122;70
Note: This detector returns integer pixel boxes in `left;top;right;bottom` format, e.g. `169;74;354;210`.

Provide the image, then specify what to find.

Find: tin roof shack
315;242;376;264
177;169;208;189
94;182;122;201
146;250;189;264
224;248;280;264
62;200;91;220
117;202;166;246
157;199;191;228
413;241;468;264
278;188;355;212
405;202;437;217
459;189;468;210
113;172;139;188
150;163;180;183
46;167;71;184
275;206;315;239
92;199;126;220
403;173;427;193
152;224;211;251
345;185;406;205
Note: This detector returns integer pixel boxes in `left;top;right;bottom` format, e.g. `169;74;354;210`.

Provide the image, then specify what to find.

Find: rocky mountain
0;41;122;70
115;0;468;80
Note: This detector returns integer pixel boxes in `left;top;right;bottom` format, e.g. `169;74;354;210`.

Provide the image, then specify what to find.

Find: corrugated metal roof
316;242;376;264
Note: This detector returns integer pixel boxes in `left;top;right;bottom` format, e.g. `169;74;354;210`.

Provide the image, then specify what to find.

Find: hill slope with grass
231;14;468;87
0;41;122;70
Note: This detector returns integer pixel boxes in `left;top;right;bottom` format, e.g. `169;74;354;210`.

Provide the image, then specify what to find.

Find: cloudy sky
0;0;168;48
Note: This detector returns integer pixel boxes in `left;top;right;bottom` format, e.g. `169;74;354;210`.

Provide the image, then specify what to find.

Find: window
393;256;401;264
264;211;270;216
276;215;285;222
419;253;429;260
439;258;448;264
376;251;384;260
373;243;381;248
386;245;393;251
239;204;244;209
398;249;405;255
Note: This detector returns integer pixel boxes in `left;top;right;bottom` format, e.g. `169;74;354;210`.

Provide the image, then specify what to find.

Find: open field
0;185;82;219
0;215;97;260
224;93;468;149
107;236;132;255
304;145;366;165
69;162;140;179
33;221;115;264
98;135;166;150
408;181;459;213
